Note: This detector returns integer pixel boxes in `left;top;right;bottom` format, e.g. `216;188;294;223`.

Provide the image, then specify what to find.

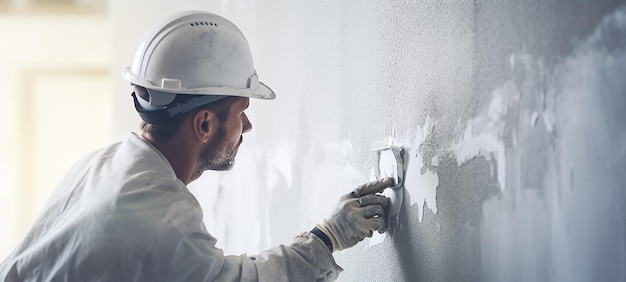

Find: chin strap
132;92;227;124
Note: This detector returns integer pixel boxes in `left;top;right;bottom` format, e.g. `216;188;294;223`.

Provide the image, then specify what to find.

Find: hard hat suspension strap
132;92;227;124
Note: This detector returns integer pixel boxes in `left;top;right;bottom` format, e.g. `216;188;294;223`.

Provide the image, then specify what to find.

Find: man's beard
198;126;242;172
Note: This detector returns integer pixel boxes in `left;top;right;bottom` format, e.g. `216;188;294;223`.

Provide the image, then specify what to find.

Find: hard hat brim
124;67;276;102
251;81;276;100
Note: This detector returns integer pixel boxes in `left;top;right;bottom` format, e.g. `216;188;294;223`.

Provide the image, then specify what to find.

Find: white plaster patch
402;119;441;220
405;151;439;222
368;231;386;248
431;155;440;167
405;119;440;222
368;119;440;248
449;81;519;190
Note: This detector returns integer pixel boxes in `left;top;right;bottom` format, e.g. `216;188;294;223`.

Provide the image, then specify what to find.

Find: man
0;11;392;281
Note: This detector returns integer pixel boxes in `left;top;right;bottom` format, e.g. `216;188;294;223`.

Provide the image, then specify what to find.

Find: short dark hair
132;85;240;140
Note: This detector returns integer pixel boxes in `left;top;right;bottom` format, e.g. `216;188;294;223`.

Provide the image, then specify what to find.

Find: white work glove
316;178;393;252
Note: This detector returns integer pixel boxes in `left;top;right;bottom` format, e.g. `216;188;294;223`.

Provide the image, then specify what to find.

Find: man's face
199;97;252;171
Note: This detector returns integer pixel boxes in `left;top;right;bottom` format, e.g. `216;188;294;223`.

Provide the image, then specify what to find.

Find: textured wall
113;1;626;281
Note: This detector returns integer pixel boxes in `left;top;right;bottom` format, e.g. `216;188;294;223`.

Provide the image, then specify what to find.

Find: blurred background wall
2;1;626;281
0;0;110;258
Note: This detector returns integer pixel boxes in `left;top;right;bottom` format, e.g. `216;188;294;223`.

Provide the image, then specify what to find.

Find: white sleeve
146;226;343;282
246;232;343;281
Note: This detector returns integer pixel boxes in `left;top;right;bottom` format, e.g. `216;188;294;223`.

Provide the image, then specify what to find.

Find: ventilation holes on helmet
190;22;218;27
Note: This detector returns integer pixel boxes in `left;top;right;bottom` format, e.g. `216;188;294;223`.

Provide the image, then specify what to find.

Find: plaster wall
112;1;626;281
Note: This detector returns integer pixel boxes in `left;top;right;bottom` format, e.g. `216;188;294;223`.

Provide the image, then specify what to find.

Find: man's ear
192;109;216;143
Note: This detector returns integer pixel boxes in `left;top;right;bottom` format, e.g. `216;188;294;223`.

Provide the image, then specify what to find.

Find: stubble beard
198;127;242;173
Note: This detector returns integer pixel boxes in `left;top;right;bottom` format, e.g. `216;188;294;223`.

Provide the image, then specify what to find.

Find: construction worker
0;11;392;281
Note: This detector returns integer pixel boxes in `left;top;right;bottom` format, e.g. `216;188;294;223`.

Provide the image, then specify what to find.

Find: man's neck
141;132;198;185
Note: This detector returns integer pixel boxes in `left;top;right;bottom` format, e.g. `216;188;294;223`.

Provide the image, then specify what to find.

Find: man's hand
316;178;393;252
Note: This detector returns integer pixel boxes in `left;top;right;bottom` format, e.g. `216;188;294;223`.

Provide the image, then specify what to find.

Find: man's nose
242;113;252;133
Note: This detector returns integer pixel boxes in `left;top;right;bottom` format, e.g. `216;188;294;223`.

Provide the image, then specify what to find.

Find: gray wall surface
112;1;626;281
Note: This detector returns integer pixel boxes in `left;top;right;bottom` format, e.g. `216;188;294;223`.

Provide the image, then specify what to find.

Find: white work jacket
0;133;342;281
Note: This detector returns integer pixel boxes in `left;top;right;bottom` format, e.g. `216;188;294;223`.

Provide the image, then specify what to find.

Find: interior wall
112;1;626;281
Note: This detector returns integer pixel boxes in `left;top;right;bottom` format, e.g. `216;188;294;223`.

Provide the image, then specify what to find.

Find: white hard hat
123;10;275;123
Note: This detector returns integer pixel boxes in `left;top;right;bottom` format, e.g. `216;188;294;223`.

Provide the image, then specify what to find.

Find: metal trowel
372;146;405;230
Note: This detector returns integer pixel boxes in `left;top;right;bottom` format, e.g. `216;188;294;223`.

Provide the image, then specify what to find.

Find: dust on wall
113;0;626;281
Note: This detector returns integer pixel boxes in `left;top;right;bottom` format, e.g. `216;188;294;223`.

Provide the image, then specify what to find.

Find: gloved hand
316;178;393;252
